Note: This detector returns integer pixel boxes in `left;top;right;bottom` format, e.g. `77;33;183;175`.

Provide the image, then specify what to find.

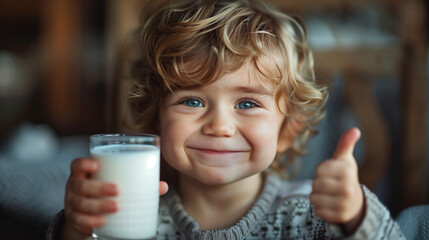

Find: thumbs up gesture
310;127;365;234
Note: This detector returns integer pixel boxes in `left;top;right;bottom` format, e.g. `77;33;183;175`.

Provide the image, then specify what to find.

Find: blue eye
181;98;204;107
235;101;256;109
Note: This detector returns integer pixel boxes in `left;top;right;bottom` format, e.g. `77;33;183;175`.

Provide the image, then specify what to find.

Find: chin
184;169;230;186
195;169;254;186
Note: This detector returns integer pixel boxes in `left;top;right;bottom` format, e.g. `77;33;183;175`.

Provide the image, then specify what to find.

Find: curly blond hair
128;0;328;179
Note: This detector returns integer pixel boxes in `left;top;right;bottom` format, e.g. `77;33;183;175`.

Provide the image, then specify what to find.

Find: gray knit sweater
46;174;405;239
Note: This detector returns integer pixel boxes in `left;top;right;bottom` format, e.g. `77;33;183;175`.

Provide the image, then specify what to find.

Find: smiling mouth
187;147;248;154
187;147;250;167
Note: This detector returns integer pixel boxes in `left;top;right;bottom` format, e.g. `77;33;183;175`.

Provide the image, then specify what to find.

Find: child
46;0;405;239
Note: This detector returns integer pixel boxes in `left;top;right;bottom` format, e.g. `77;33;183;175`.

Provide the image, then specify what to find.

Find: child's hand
63;158;119;236
61;158;170;239
310;128;365;234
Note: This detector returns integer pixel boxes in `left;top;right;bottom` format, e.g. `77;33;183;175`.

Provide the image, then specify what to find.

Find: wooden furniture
41;0;109;135
41;0;82;132
105;0;148;133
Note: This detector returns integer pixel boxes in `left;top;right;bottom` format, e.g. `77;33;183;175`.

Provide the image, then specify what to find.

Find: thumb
333;127;361;160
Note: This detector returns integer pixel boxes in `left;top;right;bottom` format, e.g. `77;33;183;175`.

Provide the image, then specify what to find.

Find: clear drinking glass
90;134;160;240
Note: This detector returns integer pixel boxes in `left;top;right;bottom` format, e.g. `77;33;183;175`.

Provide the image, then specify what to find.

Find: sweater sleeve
45;209;66;240
344;186;405;240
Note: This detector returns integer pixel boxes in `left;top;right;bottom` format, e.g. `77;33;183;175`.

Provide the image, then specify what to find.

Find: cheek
241;117;282;161
159;115;194;165
160;119;180;158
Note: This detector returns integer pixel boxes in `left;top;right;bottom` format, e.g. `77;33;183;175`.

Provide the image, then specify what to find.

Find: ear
276;116;303;153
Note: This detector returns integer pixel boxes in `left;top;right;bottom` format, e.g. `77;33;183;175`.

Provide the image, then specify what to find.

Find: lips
186;146;250;167
188;147;247;154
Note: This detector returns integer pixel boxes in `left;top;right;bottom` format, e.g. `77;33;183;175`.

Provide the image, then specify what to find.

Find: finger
313;208;344;224
68;179;118;197
69;195;118;214
159;181;169;196
315;159;353;179
310;194;350;224
333;127;361;160
312;178;341;195
70;158;99;178
313;204;356;224
67;210;106;230
310;193;339;209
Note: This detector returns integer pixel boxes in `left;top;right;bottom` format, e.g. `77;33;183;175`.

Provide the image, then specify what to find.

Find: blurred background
0;0;427;239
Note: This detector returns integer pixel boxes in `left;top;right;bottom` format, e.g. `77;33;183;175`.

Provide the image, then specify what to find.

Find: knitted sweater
46;174;405;239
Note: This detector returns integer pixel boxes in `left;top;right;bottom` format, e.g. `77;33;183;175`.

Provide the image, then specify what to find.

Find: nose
202;107;236;137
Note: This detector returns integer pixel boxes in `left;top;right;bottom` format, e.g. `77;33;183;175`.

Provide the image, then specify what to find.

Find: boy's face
159;64;289;186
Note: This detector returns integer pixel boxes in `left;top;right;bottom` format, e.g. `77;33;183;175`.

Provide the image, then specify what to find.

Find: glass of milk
90;134;160;240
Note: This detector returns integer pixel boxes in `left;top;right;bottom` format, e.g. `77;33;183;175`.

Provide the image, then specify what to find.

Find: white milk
91;144;160;240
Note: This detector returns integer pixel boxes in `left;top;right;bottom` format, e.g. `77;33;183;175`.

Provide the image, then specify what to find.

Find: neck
178;173;264;230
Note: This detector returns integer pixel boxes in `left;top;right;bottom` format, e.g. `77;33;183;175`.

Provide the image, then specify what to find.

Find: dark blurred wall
0;0;108;137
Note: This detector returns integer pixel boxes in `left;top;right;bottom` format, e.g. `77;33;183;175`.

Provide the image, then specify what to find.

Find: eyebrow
232;86;274;96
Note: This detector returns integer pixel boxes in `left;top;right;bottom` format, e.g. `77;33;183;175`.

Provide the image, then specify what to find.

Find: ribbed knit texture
396;204;429;240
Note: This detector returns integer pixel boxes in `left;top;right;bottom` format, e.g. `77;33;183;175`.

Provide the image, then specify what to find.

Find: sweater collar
167;174;282;239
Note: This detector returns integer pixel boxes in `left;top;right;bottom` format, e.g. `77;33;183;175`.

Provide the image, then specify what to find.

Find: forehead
199;63;277;95
174;58;281;93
